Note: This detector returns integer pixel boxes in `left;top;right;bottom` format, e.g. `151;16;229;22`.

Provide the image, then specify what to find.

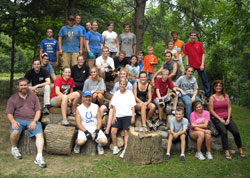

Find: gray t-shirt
41;63;55;75
111;81;133;95
119;33;136;57
175;75;198;95
170;117;189;133
83;78;106;92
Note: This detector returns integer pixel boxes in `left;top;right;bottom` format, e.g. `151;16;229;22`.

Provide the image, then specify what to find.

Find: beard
19;88;28;96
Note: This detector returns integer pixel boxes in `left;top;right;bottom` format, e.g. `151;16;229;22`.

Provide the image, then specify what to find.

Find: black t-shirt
24;68;49;86
114;56;128;71
71;64;90;83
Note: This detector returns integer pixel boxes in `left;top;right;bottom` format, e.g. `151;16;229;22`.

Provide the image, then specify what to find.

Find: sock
166;153;170;155
36;153;43;160
180;154;185;157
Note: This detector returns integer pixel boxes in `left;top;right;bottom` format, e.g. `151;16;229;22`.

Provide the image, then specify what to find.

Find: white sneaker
73;144;80;154
120;149;126;158
97;143;104;155
11;147;22;160
206;152;213;160
34;156;47;168
195;152;206;161
113;146;120;155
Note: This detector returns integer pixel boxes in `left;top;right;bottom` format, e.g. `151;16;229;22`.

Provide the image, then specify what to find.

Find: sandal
224;154;232;161
240;152;246;158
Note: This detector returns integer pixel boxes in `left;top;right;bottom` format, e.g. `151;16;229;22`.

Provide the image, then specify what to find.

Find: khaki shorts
62;52;79;68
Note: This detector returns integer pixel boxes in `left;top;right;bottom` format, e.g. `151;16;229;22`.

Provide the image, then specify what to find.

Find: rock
156;130;169;138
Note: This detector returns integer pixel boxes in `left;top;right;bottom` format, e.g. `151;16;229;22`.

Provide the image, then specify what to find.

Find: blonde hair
119;67;129;77
147;46;154;50
161;69;169;75
91;67;102;83
119;78;128;85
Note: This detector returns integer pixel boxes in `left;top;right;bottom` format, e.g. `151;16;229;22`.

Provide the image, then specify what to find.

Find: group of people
5;14;246;168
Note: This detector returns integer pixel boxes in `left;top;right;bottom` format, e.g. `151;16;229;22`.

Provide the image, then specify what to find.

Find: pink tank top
212;95;228;118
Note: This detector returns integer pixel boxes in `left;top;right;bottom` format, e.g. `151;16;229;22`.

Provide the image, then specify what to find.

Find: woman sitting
190;101;213;160
50;67;80;126
126;55;140;86
134;71;156;128
208;80;245;160
83;67;106;105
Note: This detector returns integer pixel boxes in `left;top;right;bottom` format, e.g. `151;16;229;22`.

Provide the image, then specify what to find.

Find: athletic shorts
50;97;56;107
112;116;131;130
153;94;171;108
77;129;106;142
172;134;186;144
10;119;43;137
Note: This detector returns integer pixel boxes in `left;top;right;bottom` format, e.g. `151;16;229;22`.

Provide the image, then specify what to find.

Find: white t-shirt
102;30;118;52
77;103;98;133
96;56;115;72
111;90;136;117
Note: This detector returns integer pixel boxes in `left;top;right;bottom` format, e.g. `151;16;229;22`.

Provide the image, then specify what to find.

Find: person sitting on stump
24;59;51;115
111;78;136;158
165;107;188;163
6;78;47;168
50;67;80;126
74;90;108;155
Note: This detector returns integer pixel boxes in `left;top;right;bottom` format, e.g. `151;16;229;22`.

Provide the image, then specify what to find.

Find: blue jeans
195;68;210;96
181;94;201;120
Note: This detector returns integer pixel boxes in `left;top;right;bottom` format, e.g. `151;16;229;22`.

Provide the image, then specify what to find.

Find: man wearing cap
58;15;84;68
6;78;47;168
41;53;57;82
25;59;51;114
73;90;108;155
40;29;59;71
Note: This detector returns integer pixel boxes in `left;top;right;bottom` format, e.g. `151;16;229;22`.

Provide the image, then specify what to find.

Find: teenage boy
142;46;158;81
40;29;59;70
41;53;57;82
184;30;210;98
165;107;189;163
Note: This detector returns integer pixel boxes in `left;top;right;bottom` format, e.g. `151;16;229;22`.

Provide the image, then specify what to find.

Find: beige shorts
62;52;79;68
77;129;106;142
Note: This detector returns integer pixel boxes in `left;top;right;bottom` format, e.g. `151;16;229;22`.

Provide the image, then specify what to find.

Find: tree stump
44;124;75;155
124;127;164;165
81;140;96;156
18;130;37;155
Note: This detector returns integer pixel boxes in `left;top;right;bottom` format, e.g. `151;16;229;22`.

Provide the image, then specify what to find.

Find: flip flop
224;154;232;161
240;152;246;158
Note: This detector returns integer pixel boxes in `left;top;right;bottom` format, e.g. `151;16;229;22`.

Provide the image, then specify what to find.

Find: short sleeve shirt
114;57;128;70
175;76;198;95
71;64;90;83
5;91;41;121
24;68;49;86
170;117;189;133
40;38;59;62
95;56;115;72
142;55;158;73
190;110;210;131
83;78;106;92
86;31;104;54
50;77;75;99
111;81;133;94
41;63;55;75
102;30;118;52
152;78;174;99
119;33;136;57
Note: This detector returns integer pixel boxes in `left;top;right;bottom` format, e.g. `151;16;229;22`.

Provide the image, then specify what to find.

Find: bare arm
116;36;120;52
226;94;232;121
152;65;163;83
58;36;63;55
79;37;83;54
39;49;43;61
94;89;105;95
28;110;41;130
133;44;136;55
146;84;152;105
169;62;178;79
86;39;90;53
156;88;162;99
96;107;102;130
208;96;225;124
200;54;205;70
75;109;87;131
134;82;143;103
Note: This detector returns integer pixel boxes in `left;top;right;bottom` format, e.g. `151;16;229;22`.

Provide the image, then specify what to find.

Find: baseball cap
68;15;75;21
42;53;49;58
82;90;93;96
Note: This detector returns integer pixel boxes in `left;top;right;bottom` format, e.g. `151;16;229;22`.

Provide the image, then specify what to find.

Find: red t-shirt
50;76;75;99
184;41;205;69
152;78;174;99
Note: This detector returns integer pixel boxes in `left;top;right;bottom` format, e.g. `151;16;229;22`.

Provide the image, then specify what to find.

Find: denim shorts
50;97;56;107
10;119;43;137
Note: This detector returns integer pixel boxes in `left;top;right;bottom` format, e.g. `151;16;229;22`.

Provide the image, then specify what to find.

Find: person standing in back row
184;30;210;98
119;23;136;63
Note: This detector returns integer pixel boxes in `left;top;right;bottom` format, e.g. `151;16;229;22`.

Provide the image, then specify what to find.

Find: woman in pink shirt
208;80;245;160
190;101;212;160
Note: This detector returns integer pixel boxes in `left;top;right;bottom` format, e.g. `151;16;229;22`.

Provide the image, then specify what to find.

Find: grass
0;102;249;177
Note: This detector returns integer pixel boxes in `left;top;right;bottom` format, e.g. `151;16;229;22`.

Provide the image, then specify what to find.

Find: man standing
40;29;59;70
41;53;57;82
184;30;210;97
119;23;136;63
75;14;87;57
5;78;47;168
171;30;185;64
74;90;108;155
25;59;51;114
58;15;84;68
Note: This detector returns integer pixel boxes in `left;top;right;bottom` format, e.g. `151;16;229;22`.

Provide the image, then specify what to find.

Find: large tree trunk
134;0;147;53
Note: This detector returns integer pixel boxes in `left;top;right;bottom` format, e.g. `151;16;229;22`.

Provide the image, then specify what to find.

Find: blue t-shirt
86;31;104;54
78;25;87;49
138;60;144;72
40;38;59;62
41;63;55;75
58;26;84;53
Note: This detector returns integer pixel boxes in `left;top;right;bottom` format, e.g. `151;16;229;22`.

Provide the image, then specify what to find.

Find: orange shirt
142;55;158;73
174;39;184;55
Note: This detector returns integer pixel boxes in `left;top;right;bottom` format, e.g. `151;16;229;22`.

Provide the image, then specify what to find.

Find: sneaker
113;146;120;155
195;152;206;161
155;119;163;128
119;149;126;158
42;107;50;115
11;147;22;160
180;155;186;163
164;154;170;162
73;144;80;154
206;152;213;160
97;143;104;155
146;120;153;128
61;119;70;126
171;110;176;115
34;156;47;168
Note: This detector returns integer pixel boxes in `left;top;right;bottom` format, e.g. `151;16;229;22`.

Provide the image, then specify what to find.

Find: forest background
0;0;249;108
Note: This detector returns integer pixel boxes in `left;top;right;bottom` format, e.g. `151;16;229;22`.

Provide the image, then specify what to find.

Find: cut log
124;127;164;165
81;139;97;156
44;124;75;155
18;130;37;155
